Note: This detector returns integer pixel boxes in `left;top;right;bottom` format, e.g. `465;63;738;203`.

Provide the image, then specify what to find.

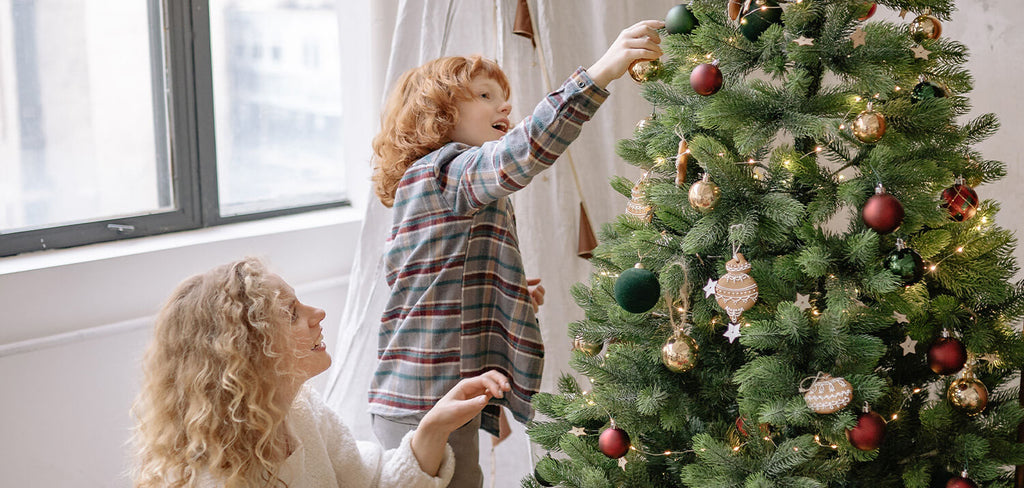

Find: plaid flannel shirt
369;68;609;434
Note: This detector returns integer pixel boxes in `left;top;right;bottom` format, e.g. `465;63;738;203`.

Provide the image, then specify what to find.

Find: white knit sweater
202;386;455;487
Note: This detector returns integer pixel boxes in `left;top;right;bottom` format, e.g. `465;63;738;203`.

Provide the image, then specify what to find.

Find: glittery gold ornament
853;103;886;143
635;115;654;132
675;139;689;186
715;253;758;325
572;334;603;356
626;172;653;222
910;14;942;43
628;58;661;83
661;332;698;373
947;369;988;416
688;173;721;212
802;374;853;414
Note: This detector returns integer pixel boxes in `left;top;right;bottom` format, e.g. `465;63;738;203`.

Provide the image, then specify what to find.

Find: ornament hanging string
729;224;745;259
798;372;828;393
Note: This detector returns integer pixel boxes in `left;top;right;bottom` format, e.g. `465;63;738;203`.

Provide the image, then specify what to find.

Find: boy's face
449;76;512;147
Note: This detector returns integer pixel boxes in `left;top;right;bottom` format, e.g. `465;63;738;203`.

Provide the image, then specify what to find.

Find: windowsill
0;206;365;276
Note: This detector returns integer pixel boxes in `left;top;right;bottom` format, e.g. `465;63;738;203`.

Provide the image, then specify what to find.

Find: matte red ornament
928;334;967;375
858;3;877;20
862;184;904;234
598;427;631;458
846;409;886;451
690;62;723;96
940;179;980;222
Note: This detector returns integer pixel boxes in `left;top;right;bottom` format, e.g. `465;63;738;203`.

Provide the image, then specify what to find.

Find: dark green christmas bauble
911;80;947;102
666;4;699;35
614;265;661;313
884;247;924;285
739;0;782;42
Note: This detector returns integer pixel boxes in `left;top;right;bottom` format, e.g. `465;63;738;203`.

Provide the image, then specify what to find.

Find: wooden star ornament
569;426;586;437
893;311;909;324
794;293;812;311
911;44;931;59
793;35;814;46
850;26;867;48
900;335;918;355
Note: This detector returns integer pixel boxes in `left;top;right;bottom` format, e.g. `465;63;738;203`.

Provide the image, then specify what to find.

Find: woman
132;257;510;487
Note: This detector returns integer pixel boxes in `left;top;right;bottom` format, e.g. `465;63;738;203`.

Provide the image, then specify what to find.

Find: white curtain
324;1;675;485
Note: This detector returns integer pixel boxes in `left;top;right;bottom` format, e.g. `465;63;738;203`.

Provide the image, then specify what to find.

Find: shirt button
577;81;585;88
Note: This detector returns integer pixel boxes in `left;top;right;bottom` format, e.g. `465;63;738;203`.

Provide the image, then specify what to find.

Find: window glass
208;0;347;216
0;0;171;232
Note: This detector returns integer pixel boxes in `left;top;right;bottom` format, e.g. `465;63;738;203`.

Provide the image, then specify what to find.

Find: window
0;0;352;257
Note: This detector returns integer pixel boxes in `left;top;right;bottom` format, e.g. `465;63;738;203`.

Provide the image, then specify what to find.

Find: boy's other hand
587;20;665;89
527;278;545;313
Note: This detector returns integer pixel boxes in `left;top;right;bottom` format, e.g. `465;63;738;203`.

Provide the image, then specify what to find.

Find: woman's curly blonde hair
371;55;510;207
132;257;296;487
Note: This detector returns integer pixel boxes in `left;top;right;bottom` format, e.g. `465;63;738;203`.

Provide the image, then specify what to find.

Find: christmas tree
526;1;1024;487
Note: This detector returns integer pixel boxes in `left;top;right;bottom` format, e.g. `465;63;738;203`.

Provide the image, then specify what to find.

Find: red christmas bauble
598;427;631;458
862;192;904;234
690;63;723;96
928;336;967;375
846;410;886;451
858;3;877;20
946;475;979;488
940;183;980;222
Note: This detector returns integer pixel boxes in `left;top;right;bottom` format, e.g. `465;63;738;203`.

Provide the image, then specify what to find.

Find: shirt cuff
572;67;611;103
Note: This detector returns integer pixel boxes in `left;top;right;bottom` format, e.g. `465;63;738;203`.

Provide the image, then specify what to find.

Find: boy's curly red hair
372;55;510;208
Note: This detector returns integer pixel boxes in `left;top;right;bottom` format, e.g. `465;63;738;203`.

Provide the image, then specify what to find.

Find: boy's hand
527;278;545;313
587;20;665;89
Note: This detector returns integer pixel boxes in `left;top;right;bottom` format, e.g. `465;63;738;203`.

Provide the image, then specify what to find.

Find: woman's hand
587;20;665;89
410;371;511;476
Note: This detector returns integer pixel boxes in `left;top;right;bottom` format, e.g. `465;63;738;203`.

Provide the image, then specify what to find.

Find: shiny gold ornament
853;102;886;143
675;139;689;186
910;14;942;43
688;173;721;212
572;334;603;356
628;58;661;83
661;332;698;373
947;370;988;416
635;115;654;132
715;253;758;325
626;172;653;222
802;374;853;414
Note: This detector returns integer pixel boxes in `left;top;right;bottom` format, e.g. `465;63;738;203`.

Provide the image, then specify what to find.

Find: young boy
369;20;664;486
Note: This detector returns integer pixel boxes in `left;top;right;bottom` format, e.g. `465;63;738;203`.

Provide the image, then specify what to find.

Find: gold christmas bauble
910;14;942;43
688;173;721;212
572;335;603;356
661;332;698;373
715;253;758;324
628;58;661;83
947;374;988;416
853;108;886;143
625;173;653;222
635;115;654;132
803;374;853;414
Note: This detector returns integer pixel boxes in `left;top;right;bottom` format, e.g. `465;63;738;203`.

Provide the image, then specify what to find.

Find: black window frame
0;0;350;258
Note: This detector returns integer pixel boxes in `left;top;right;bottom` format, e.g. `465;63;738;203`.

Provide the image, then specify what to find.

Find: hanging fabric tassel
578;203;598;258
513;0;535;44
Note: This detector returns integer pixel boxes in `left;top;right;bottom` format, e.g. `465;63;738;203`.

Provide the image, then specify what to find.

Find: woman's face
266;273;331;381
